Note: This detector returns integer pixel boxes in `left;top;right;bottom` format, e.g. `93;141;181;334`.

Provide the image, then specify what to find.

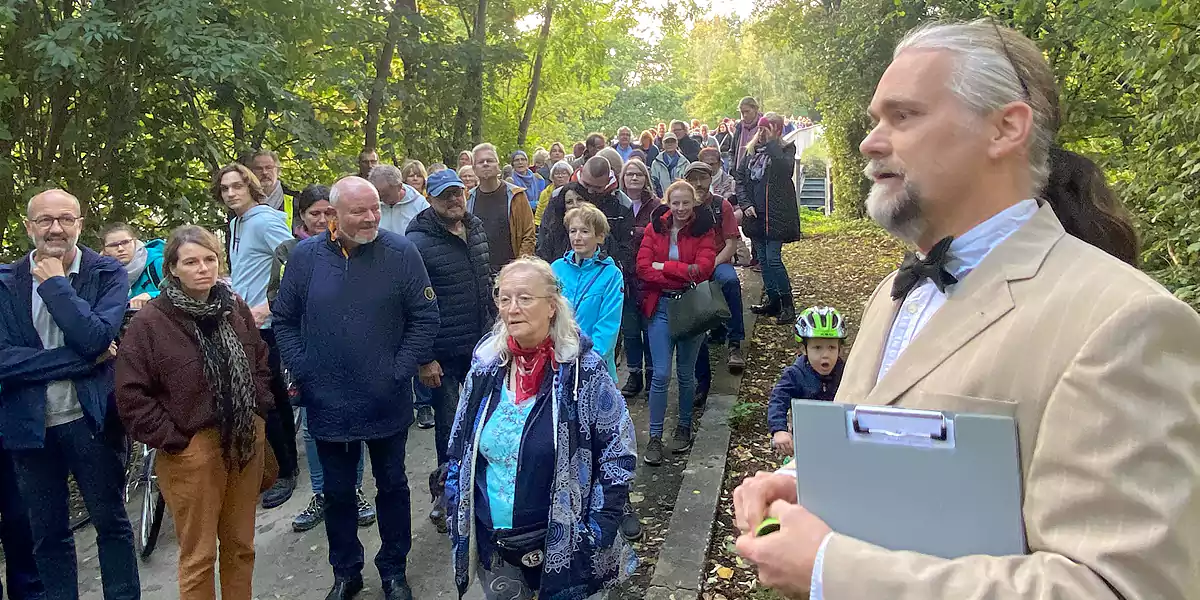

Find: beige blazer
823;204;1200;599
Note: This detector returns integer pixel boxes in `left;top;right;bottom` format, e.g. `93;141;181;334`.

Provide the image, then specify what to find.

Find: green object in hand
756;517;781;536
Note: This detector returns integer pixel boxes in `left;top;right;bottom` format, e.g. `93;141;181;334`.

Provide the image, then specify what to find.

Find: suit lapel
864;203;1066;406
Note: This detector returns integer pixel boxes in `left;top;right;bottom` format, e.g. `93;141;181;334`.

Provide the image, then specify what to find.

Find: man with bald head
273;176;438;600
0;190;140;598
537;156;634;276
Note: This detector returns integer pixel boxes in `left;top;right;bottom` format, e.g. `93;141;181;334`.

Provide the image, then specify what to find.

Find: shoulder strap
147;259;163;288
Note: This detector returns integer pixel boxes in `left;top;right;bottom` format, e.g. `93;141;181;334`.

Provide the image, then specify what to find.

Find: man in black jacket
670;120;702;162
537;157;635;277
405;169;495;533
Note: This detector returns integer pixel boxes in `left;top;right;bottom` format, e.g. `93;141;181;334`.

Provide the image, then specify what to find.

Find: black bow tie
891;236;958;300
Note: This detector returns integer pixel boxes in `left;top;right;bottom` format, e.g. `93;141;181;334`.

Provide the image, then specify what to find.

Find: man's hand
251;303;271;327
32;256;66;283
735;501;832;598
733;471;799;535
129;292;152;310
96;342;117;365
744;206;758;220
652;262;665;271
419;361;443;389
772;431;794;456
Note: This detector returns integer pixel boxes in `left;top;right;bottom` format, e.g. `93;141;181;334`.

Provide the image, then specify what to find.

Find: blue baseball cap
426;169;466;198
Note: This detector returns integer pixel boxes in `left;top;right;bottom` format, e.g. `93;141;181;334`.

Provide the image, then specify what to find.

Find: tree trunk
516;0;554;149
365;0;416;151
466;0;488;142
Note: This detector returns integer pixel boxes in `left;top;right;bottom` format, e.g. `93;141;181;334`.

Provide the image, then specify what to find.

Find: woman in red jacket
115;225;274;600
636;180;717;466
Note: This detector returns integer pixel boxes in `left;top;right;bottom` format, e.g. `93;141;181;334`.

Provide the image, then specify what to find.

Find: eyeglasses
104;238;135;250
494;293;550;310
990;18;1030;101
30;216;79;229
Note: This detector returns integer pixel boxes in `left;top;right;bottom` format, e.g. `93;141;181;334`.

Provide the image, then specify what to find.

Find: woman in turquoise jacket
551;203;625;380
100;222;164;309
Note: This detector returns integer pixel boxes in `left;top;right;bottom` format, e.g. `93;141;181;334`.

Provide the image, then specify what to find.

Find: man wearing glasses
0;189;141;599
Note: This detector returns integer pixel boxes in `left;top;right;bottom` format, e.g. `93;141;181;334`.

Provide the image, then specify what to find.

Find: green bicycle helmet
795;306;847;342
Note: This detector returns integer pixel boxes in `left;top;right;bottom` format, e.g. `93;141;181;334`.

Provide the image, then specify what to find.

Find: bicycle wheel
135;451;166;560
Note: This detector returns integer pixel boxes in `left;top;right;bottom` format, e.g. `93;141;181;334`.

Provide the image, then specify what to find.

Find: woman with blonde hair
445;257;637;599
116;225;274;600
402;159;429;197
735;111;801;322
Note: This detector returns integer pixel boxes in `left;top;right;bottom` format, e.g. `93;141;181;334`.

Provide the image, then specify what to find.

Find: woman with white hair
444;257;638;600
534;160;573;227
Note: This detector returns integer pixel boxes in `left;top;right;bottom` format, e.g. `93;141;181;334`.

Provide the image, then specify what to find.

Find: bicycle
124;440;166;560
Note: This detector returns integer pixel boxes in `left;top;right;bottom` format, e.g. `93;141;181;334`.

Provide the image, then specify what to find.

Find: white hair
896;20;1058;192
329;176;379;207
550;160;573;176
368;164;404;189
476;258;581;365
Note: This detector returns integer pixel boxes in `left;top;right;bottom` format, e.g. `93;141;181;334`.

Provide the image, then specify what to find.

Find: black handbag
490;523;549;568
667;280;731;340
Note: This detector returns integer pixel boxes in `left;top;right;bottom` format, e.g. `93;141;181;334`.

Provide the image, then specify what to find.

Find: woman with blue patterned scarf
444;257;638;600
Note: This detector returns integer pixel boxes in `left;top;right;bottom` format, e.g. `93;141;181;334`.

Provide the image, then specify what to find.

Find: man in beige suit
732;20;1200;600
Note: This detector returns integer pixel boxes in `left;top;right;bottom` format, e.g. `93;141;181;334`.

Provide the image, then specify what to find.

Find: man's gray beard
32;234;77;259
866;181;926;245
349;230;378;245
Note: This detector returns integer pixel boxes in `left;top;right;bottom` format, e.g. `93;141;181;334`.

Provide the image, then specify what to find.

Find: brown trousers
156;418;266;600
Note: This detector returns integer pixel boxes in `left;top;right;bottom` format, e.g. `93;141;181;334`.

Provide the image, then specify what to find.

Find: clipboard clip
852;406;948;441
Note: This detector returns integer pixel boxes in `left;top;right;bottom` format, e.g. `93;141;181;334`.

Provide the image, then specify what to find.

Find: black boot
325;576;363;600
382;576;413;600
776;295;796;324
751;294;781;317
620;369;644;398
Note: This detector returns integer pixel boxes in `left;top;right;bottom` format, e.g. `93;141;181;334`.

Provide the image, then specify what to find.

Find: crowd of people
0;93;814;600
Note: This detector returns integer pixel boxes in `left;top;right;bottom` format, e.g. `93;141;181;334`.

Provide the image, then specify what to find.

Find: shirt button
906;303;919;314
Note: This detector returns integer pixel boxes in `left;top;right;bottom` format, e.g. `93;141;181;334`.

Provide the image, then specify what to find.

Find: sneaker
620;505;643;541
644;437;664;466
669;426;694;454
262;475;296;509
620;370;644;398
727;344;745;372
293;494;325;532
416;405;435;429
356;489;377;527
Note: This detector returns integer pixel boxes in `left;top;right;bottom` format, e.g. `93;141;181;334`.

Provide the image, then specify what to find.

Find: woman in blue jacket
551;203;625;380
100;222;164;309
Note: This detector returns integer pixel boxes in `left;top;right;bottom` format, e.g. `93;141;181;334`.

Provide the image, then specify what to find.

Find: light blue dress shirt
809;199;1039;599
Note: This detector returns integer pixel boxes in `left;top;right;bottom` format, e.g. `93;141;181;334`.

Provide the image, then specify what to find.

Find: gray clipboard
790;400;1027;558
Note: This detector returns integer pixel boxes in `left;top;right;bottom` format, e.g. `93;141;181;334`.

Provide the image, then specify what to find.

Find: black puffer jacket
536;184;636;280
406;208;496;360
735;139;801;243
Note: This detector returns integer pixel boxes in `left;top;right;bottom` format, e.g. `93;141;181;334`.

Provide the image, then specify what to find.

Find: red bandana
506;336;555;405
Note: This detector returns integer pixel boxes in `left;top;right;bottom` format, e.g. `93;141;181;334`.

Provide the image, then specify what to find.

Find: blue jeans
317;428;411;581
412;379;433;409
0;447;43;600
11;419;140;600
622;298;652;372
301;408;364;496
647;298;705;438
696;263;744;389
753;239;792;300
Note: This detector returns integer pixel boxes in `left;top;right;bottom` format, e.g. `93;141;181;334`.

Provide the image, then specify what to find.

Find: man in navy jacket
0;189;139;599
273;177;439;600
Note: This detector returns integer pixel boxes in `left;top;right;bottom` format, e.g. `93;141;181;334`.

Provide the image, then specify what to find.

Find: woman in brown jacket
115;225;274;600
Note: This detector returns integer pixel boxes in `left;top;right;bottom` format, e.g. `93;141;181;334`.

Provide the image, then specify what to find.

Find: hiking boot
644;437;665;466
356;489;377;527
670;426;694;454
620;369;644;398
381;576;413;600
620;504;643;541
292;494;325;532
776;297;796;324
751;295;781;317
325;576;363;600
727;343;745;371
262;475;296;509
416;405;435;429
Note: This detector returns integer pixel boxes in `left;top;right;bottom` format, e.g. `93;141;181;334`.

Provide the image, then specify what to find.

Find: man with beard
274;176;439;600
406;169;496;534
732;20;1200;600
357;148;380;179
536;156;634;277
250;150;302;230
218;163;300;510
0;190;140;599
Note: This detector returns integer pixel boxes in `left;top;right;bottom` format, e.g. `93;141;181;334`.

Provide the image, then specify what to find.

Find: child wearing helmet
766;306;848;456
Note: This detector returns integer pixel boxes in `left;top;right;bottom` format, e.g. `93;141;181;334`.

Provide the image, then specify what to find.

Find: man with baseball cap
406;169;496;534
650;132;688;197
